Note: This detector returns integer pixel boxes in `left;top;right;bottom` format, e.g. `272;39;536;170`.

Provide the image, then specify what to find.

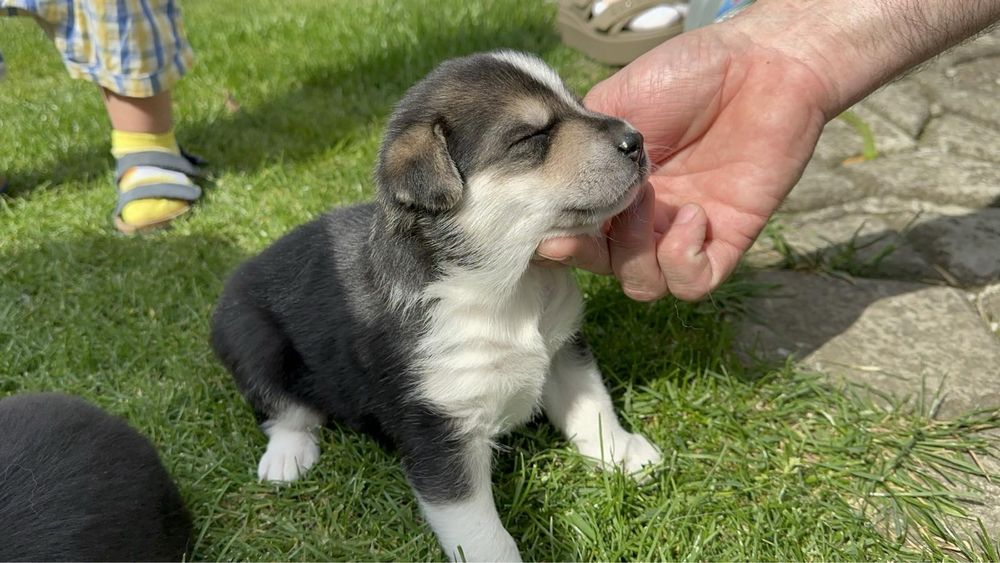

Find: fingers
534;234;612;275
582;72;622;118
656;203;716;301
608;185;668;301
534;201;734;303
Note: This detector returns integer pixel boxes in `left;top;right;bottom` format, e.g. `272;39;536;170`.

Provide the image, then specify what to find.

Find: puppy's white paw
450;531;522;563
579;430;662;479
618;432;662;476
257;429;319;483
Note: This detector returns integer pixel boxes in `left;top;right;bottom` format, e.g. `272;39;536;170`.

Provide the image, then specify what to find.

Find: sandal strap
115;150;204;183
179;146;209;167
114;182;203;217
591;0;676;33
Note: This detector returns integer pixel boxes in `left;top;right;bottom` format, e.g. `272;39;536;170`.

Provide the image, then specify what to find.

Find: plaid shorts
1;0;194;97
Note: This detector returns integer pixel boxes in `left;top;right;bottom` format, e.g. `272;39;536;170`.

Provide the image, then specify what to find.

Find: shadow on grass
0;232;245;393
0;232;252;561
580;273;739;385
5;10;560;197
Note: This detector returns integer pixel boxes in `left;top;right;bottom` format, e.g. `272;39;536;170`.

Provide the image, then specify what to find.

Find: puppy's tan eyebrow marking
507;97;551;128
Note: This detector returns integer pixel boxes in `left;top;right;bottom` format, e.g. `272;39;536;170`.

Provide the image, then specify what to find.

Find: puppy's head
376;51;647;239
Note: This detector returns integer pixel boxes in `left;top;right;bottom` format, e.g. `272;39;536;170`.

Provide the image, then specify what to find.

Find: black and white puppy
211;51;661;561
0;392;193;561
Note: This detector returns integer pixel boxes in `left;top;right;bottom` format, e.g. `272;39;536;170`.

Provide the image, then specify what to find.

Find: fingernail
675;204;699;225
535;250;563;261
534;251;574;265
623;285;661;302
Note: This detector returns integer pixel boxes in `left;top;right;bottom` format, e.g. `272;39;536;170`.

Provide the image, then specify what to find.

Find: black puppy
0;392;192;561
211;51;660;561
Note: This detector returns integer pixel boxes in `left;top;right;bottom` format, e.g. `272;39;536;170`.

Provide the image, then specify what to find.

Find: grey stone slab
934;85;1000;130
743;241;784;269
913;54;1000;129
782;162;866;213
906;209;1000;286
861;79;932;138
814;107;918;164
813;119;867;164
817;198;976;224
976;283;1000;327
950;55;1000;92
857;106;921;154
927;27;1000;69
847;149;1000;209
735;271;1000;418
771;212;939;280
920;113;1000;163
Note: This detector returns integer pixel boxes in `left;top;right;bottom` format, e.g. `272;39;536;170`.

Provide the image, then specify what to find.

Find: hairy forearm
729;0;1000;117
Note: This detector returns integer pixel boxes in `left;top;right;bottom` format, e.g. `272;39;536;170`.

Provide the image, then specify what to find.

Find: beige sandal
556;0;684;66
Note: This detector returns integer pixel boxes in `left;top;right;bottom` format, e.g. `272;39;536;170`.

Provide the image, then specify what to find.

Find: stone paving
735;28;1000;540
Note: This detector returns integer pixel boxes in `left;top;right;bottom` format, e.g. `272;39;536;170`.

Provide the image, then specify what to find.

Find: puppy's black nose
617;129;644;162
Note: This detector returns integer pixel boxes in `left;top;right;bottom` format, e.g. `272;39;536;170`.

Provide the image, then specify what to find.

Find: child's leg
101;88;201;233
24;0;200;233
102;89;174;134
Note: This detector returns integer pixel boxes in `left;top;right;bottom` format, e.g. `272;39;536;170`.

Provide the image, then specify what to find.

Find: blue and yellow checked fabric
1;0;194;97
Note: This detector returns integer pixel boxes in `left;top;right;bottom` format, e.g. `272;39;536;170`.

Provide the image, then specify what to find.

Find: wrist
726;0;1000;118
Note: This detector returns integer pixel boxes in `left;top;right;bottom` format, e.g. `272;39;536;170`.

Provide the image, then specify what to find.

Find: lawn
1;1;998;560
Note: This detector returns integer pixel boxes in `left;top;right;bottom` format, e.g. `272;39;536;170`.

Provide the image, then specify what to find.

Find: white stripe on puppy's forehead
489;51;581;108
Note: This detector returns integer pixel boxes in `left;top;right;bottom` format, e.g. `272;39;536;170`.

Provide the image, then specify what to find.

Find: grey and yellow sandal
113;149;206;235
556;0;685;66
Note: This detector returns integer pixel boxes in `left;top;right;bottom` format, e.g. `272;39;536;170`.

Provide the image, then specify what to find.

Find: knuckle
661;236;692;259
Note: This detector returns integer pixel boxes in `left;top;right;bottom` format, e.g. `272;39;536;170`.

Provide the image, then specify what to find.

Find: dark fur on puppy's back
210;203;471;499
0;393;192;562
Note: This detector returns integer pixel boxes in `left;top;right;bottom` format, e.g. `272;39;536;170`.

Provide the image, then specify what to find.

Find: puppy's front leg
543;336;662;475
406;437;521;562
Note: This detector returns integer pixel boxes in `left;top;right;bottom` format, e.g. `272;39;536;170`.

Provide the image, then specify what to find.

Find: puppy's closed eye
509;121;557;149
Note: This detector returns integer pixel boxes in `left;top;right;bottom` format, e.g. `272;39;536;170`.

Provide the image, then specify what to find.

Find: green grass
838;110;879;161
2;1;998;560
761;218;902;278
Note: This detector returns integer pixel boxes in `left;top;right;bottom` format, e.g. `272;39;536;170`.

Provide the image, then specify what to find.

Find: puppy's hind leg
210;302;324;483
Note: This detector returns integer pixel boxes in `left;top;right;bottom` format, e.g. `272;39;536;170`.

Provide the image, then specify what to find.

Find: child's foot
111;130;204;235
556;0;688;66
591;0;685;31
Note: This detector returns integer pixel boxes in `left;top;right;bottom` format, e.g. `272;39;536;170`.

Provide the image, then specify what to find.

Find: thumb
656;203;715;301
583;72;626;118
609;184;668;301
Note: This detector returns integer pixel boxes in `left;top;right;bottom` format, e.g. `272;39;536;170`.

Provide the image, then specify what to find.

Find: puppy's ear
376;120;463;212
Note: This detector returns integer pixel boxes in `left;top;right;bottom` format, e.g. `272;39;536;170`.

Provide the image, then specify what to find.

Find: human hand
538;20;831;301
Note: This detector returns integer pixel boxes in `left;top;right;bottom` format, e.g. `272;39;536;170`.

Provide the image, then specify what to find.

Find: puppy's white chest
417;268;582;436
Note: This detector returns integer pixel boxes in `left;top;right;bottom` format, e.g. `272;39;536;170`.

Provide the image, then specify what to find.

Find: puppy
0;392;193;561
211;51;661;561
